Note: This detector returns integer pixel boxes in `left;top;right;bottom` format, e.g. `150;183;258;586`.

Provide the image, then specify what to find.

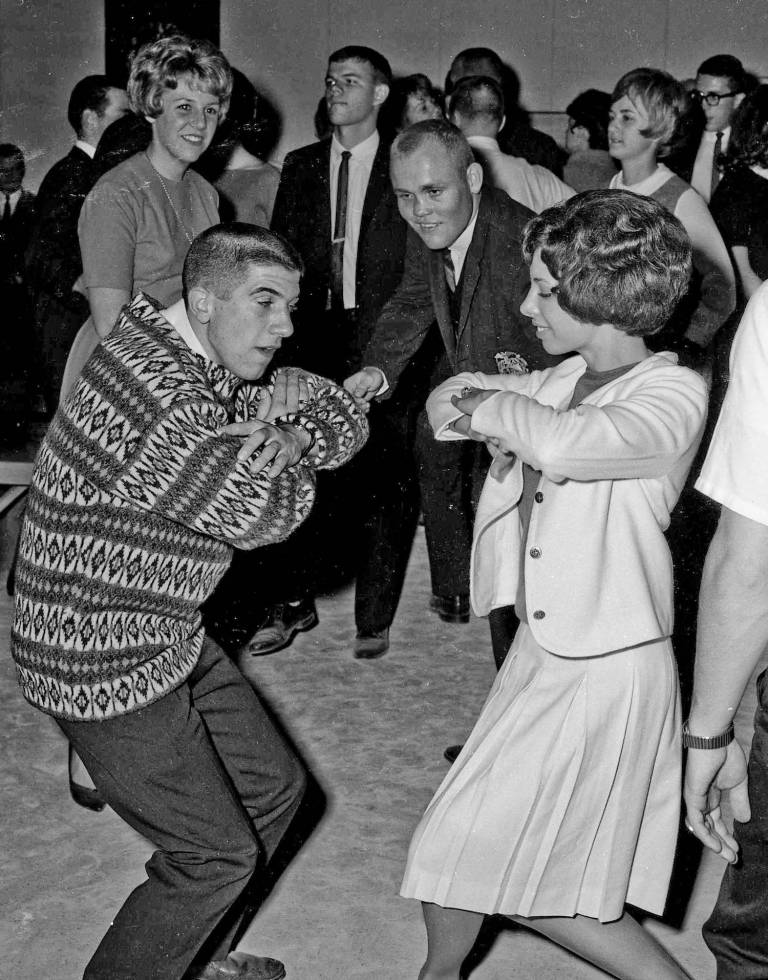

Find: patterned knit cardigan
11;294;368;721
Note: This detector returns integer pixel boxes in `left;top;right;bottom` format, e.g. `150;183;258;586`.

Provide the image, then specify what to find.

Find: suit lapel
315;142;333;250
359;141;389;242
427;246;457;360
457;193;491;339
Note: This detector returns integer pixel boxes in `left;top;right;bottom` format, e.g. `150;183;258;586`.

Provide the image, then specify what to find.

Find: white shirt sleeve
697;283;768;524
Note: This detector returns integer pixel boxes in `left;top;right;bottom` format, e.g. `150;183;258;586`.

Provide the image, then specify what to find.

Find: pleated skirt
401;624;682;923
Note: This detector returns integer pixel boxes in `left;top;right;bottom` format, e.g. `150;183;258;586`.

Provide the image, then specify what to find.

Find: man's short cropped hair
183;223;304;301
522;189;692;337
391;119;474;176
611;68;687;156
328;45;392;87
0;143;25;171
449;76;505;126
697;54;746;92
446;47;504;93
128;34;233;120
67;75;114;136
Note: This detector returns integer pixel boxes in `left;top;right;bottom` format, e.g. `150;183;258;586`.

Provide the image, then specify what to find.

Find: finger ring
460;386;472;398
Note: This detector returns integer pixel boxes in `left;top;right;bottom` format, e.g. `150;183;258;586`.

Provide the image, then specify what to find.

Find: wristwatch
682;719;735;750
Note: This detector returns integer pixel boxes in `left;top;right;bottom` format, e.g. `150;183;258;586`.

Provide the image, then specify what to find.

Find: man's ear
187;285;213;325
373;83;390;108
80;107;99;139
467;160;483;194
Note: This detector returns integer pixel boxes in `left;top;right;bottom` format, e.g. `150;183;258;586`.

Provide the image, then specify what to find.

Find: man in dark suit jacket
205;46;411;662
346;120;559;670
270;48;406;380
0;143;37;437
25;75;129;413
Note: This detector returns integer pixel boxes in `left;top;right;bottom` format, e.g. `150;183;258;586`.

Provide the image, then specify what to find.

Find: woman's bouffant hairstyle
522;189;692;337
183;223;303;301
611;68;687;157
722;84;768;172
128;34;233;120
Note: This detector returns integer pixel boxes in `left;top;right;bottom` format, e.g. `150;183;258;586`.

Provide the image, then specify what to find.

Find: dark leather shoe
353;628;389;659
68;744;105;812
192;952;286;980
444;744;464;764
429;594;470;624
241;599;318;656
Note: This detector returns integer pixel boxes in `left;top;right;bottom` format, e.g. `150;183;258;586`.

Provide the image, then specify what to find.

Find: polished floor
0;496;762;980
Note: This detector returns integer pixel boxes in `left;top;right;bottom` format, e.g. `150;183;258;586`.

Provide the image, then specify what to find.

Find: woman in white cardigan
400;190;707;980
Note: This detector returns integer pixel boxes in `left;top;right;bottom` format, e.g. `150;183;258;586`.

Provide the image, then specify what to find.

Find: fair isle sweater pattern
12;293;368;721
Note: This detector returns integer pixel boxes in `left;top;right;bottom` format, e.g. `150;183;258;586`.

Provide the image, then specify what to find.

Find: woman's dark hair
566;89;611;150
721;84;768;173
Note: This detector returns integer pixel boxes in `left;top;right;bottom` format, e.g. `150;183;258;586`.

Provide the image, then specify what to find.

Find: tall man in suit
0;143;37;436
346;119;558;671
206;46;410;661
25;75;129;414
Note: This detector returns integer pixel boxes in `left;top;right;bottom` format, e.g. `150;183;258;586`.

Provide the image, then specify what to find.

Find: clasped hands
449;387;504;449
219;367;314;478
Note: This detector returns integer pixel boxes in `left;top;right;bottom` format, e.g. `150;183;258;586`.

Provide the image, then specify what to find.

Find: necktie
710;131;723;200
443;248;456;293
2;193;11;223
330;150;351;309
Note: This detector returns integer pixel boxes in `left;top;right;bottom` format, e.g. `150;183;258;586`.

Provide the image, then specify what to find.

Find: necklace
146;152;195;246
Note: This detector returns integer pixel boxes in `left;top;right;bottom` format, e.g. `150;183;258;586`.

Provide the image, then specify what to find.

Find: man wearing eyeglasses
688;55;748;203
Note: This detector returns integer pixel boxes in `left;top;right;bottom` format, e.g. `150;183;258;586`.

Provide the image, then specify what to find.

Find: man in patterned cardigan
10;223;368;980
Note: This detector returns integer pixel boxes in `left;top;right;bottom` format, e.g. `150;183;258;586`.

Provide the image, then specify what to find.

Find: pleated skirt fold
401;624;681;922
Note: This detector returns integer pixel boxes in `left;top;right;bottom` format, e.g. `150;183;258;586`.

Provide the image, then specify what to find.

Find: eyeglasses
691;90;740;106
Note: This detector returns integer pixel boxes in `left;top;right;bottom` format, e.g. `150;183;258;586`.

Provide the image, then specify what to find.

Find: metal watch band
682;720;735;750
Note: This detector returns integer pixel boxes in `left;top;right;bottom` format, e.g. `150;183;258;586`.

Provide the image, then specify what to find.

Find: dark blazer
26;146;97;307
365;185;557;396
271;136;407;373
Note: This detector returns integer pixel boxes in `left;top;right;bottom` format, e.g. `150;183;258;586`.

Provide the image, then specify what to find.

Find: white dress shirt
75;139;97;159
447;205;479;282
691;127;730;203
1;187;22;216
329;129;379;309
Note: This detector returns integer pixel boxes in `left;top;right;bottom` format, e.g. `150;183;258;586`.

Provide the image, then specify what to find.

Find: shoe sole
242;611;319;657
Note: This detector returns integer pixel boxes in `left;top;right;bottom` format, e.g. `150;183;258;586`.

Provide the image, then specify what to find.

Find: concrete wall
0;0;104;189
3;0;768;188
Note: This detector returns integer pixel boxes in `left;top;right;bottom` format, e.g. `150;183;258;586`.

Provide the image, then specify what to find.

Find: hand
449;387;504;448
220;419;312;477
450;386;499;415
257;368;310;422
344;367;384;402
683;739;750;863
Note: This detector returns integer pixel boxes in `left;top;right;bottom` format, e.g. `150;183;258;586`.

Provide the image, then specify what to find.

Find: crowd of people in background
4;26;768;980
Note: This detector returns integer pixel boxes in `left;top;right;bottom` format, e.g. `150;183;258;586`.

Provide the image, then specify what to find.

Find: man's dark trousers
58;639;306;980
